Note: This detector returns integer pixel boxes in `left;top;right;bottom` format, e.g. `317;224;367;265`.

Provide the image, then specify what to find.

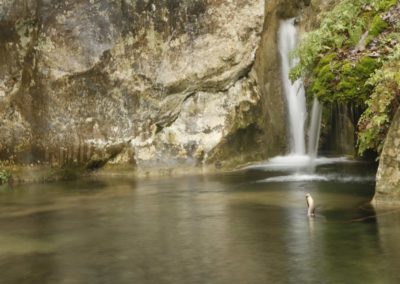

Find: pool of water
0;159;399;283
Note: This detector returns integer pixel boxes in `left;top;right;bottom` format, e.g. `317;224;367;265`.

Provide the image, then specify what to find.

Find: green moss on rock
309;53;338;101
375;0;398;11
369;15;388;37
309;55;381;103
337;57;381;101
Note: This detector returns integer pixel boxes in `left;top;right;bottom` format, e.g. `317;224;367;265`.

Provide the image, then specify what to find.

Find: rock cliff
0;0;274;174
374;108;400;204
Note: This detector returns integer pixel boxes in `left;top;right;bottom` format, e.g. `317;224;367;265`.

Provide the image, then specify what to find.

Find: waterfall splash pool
1;160;400;283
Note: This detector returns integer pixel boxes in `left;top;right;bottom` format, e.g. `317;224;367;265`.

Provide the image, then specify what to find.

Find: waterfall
307;97;322;158
278;18;322;159
241;20;337;178
278;18;307;155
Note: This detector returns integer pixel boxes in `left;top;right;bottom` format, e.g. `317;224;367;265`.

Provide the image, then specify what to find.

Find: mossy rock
315;53;336;66
309;53;336;96
336;57;381;102
376;0;398;11
349;23;365;46
355;57;381;75
309;56;381;103
309;53;338;101
369;15;388;37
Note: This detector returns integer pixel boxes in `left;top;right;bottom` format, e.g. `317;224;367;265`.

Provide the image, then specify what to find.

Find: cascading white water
278;18;307;155
278;18;322;160
241;19;347;180
307;97;323;159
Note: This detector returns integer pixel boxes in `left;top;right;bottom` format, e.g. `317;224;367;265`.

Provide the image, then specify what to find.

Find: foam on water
258;174;329;183
258;173;375;183
242;156;354;171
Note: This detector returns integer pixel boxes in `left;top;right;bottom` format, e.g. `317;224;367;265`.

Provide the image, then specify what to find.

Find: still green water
0;160;399;284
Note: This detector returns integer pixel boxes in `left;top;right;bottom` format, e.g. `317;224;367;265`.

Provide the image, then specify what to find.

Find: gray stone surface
0;0;270;170
374;108;400;204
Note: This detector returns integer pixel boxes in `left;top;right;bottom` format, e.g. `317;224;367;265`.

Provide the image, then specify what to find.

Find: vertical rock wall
0;0;274;172
253;0;288;157
374;108;400;204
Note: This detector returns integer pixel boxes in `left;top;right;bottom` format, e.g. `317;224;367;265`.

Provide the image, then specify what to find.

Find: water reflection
374;207;400;283
0;162;399;283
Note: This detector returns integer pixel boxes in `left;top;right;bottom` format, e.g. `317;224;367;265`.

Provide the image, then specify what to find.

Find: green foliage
349;22;365;46
309;56;381;103
291;0;399;156
357;46;400;155
371;0;398;11
339;57;381;99
369;15;389;37
290;0;370;80
291;0;394;81
0;170;11;185
308;53;337;100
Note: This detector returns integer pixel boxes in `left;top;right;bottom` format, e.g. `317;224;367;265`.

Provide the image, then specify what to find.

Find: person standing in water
306;193;315;217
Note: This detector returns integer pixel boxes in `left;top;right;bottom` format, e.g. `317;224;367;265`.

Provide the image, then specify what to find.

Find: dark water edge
0;160;399;284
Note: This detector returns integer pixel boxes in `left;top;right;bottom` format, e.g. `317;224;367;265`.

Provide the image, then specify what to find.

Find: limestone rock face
0;0;272;170
374;109;400;204
254;0;288;157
